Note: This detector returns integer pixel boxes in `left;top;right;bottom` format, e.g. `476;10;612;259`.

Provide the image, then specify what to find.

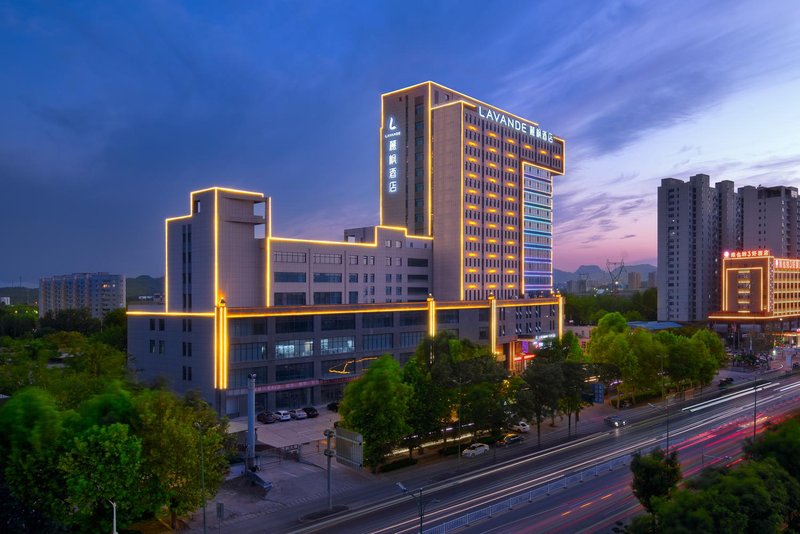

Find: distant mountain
126;276;164;302
554;264;656;287
0;287;38;305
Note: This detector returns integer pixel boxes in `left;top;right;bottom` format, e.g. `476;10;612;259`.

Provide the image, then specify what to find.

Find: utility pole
324;428;335;511
194;422;207;534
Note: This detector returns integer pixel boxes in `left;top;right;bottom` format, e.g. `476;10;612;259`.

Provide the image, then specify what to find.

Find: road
235;371;800;534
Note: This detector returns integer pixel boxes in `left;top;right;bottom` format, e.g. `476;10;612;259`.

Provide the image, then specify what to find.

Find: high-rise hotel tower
380;82;565;301
129;82;566;415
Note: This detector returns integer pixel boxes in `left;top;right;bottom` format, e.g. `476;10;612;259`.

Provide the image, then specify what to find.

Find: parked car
257;411;276;424
462;443;490;458
510;421;530;433
605;415;627;427
793;362;800;370
327;401;340;412
718;377;734;387
496;433;524;447
302;406;319;418
273;410;291;422
289;409;308;420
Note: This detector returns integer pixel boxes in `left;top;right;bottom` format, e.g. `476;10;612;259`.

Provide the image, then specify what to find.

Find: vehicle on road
257;411;276;424
302;406;319;418
274;410;291;422
327;401;340;412
718;377;734;387
605;415;627;427
496;433;524;447
462;443;490;457
510;421;530;433
289;409;308;420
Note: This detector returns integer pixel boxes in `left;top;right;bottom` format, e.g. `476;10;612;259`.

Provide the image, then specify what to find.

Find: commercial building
739;185;800;258
128;82;566;416
709;249;800;338
657;175;739;322
627;271;641;291
39;272;125;319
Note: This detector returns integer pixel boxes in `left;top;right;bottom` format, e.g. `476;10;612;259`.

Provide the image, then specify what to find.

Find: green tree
0;304;38;337
402;358;449;458
630;447;681;521
517;362;563;447
92;308;128;352
340;355;412;471
0;388;70;526
132;389;229;528
58;423;149;532
559;361;587;437
745;418;800;480
40;308;101;336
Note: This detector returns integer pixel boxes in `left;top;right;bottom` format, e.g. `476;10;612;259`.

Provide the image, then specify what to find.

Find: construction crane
606;259;626;295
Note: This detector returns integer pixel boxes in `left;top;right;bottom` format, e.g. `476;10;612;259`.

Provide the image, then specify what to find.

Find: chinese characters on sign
775;259;800;269
726;249;770;259
478;105;554;143
384;116;401;194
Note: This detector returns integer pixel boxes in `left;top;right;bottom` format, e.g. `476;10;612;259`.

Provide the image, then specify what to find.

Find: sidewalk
184;399;623;532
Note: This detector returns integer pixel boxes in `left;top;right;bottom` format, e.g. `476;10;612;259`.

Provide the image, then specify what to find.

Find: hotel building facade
128;82;566;416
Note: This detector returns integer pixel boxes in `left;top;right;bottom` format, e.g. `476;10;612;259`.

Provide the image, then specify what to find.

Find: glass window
363;333;393;351
348;291;358;304
313;272;343;283
399;331;425;348
313;254;342;264
275;363;314;382
348;273;358;283
275;339;314;359
320;336;355;355
399;311;426;326
408;258;428;267
275;272;307;283
274;292;307;306
274;252;307;263
230;367;267;388
313;292;343;305
362;312;393;328
321;314;356;331
232;343;267;362
275;316;314;333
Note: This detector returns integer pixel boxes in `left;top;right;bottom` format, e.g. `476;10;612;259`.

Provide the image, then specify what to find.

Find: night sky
2;0;800;285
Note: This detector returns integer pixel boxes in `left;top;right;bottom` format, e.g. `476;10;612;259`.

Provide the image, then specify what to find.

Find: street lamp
108;499;117;534
323;428;335;511
194;422;207;534
396;482;439;534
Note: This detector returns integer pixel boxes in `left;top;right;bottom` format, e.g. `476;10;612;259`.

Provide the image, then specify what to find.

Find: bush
379;457;417;472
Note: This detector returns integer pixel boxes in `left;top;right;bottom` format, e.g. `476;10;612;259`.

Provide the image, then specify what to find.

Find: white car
511;421;530;433
289;409;308;420
462;443;490;458
273;410;291;421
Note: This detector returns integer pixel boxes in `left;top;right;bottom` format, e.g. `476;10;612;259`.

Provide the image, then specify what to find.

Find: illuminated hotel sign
478;105;553;143
775;259;800;269
724;249;770;258
384;116;401;193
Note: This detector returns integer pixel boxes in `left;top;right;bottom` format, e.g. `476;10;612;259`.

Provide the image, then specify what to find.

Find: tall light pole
194;422;207;534
109;499;117;534
753;373;758;440
397;483;438;534
323;428;335;511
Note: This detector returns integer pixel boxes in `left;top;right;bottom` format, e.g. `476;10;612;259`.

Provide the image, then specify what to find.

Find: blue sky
2;0;800;284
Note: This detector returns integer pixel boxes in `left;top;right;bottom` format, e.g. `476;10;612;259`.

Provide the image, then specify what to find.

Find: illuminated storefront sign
384;116;401;193
478;105;553;143
724;249;770;259
775;259;800;270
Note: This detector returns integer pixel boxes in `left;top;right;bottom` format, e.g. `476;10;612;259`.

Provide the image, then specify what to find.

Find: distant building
647;271;656;289
627;271;641;291
0;296;10;306
566;279;588;294
739;185;800;257
39;273;125;319
657;174;738;322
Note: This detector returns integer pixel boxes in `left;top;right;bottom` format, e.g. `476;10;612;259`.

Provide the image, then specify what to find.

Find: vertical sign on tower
384;116;401;194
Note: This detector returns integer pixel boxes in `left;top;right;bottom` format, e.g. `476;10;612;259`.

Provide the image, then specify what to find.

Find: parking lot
228;405;341;449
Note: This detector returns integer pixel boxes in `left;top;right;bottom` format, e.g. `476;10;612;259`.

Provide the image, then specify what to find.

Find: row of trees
0;305;127;351
587;313;726;405
340;317;730;470
339;331;595;469
564;288;657;325
628;418;800;532
0;328;228;531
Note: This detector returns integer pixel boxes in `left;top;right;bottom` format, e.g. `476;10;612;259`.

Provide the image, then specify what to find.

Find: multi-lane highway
246;372;800;534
